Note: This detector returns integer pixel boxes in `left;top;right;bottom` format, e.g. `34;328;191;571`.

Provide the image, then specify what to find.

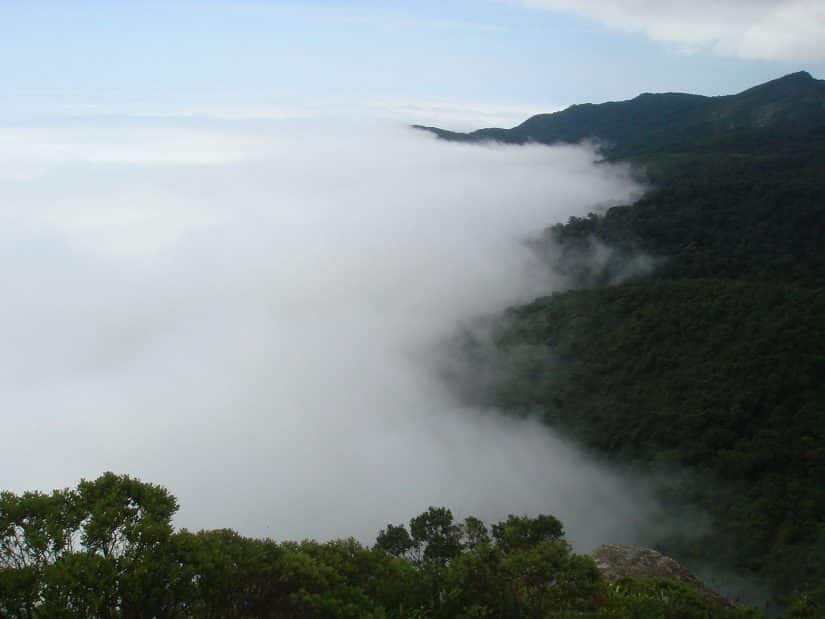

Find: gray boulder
590;544;733;608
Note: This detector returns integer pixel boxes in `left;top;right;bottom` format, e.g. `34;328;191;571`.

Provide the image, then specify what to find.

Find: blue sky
1;1;824;126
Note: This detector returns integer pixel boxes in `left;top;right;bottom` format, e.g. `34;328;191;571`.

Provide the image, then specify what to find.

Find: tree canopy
0;473;765;618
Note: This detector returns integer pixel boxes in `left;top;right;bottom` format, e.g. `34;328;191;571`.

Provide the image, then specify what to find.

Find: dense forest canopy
429;71;825;610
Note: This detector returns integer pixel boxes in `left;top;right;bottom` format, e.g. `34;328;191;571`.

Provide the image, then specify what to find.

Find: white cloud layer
0;96;546;133
518;0;825;61
0;118;659;549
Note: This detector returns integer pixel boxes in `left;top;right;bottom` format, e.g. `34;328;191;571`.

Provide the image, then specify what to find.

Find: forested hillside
435;73;825;608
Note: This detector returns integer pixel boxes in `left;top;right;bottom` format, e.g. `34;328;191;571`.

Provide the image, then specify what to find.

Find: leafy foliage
0;474;761;617
785;579;825;618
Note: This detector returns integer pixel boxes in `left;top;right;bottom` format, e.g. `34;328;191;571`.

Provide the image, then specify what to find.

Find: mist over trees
437;72;825;609
3;69;825;617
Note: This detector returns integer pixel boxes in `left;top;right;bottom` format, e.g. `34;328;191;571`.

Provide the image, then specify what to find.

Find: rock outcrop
590;544;733;608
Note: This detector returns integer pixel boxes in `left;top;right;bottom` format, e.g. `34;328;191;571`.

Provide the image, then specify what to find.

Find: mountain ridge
414;71;825;158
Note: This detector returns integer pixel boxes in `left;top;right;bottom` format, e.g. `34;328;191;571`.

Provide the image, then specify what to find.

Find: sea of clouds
0;116;659;548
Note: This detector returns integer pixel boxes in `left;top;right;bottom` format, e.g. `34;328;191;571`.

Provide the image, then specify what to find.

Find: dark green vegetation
1;473;764;618
4;73;823;617
414;71;825;159
433;72;825;609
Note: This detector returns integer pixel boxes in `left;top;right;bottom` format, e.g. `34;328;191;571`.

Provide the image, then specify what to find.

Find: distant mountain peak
782;70;813;80
745;70;816;89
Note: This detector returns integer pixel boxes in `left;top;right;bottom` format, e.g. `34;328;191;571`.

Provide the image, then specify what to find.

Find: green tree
0;472;179;617
491;514;564;553
785;579;825;618
409;507;463;565
462;516;490;550
374;523;413;559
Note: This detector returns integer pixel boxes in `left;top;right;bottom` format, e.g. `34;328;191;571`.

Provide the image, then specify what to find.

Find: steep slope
438;72;825;605
456;280;825;599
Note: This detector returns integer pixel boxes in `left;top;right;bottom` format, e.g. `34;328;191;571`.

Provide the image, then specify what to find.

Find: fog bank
0;118;653;548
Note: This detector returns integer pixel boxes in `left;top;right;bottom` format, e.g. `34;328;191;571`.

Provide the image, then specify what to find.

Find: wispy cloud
0;95;553;131
514;0;825;61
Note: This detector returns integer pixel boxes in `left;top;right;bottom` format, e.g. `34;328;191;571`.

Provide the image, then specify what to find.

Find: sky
1;0;823;128
0;1;823;546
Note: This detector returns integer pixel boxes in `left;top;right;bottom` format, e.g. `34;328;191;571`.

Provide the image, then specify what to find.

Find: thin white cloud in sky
0;116;660;548
367;99;556;130
0;96;549;133
0;126;270;181
516;0;825;61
